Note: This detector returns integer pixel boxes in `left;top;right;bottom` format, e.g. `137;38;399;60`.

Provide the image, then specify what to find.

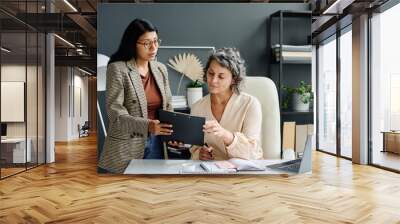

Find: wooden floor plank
0;134;400;223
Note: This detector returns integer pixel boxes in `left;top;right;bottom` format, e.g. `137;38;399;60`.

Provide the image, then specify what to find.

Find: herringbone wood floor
1;134;400;224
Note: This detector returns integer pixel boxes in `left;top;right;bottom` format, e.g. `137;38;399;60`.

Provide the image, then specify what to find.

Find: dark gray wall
98;3;310;93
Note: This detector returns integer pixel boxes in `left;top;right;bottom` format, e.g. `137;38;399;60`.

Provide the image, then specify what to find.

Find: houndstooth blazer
98;59;173;173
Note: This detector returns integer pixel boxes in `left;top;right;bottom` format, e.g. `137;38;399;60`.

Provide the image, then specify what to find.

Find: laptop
266;135;312;174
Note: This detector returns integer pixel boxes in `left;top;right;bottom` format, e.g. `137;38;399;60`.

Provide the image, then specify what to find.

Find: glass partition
0;1;46;179
339;28;352;158
1;30;28;177
317;36;337;155
38;32;45;165
370;4;400;171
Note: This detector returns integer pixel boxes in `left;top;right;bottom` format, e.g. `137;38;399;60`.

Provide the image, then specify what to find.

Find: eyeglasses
137;38;162;49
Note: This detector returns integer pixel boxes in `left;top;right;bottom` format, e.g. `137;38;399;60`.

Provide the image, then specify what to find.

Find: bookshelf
269;10;313;126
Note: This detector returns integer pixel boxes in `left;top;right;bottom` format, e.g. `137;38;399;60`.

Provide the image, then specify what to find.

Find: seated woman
190;47;263;161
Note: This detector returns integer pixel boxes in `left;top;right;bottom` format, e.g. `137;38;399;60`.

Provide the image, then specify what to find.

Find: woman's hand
203;120;234;146
148;120;173;136
167;141;186;150
199;145;214;161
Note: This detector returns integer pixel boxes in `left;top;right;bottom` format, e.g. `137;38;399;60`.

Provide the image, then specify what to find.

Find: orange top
141;71;162;120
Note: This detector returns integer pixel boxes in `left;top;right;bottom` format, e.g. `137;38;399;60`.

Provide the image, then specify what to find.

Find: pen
200;163;210;172
204;143;213;159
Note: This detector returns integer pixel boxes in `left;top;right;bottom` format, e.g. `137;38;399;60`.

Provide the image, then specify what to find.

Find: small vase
187;87;203;108
292;93;310;112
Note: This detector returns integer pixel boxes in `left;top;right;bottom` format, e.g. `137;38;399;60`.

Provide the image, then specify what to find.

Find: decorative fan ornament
168;53;204;95
168;53;204;81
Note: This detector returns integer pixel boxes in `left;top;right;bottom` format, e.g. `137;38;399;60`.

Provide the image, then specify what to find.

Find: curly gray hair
204;47;246;93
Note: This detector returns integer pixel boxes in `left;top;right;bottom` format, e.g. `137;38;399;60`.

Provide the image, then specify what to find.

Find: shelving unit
281;111;313;115
269;10;313;126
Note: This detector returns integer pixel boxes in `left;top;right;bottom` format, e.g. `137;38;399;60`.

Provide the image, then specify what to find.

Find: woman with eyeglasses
99;18;173;173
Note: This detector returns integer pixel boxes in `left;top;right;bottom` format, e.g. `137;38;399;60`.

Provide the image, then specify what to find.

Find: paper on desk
215;158;265;171
200;162;236;173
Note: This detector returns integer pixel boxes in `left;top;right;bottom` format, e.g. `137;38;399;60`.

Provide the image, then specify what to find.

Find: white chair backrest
243;76;281;159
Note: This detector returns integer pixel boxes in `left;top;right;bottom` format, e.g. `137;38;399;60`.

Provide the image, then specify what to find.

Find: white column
46;33;55;163
45;1;55;163
54;67;74;141
352;14;369;164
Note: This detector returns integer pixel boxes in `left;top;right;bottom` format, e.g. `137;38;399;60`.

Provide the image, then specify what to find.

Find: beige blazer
98;60;172;173
190;92;263;160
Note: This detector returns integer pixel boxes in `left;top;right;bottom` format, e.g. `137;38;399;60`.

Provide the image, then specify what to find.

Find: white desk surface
1;138;27;143
124;159;291;175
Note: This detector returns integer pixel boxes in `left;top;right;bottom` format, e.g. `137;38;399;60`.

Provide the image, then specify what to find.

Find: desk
1;138;31;163
381;131;400;154
124;159;290;175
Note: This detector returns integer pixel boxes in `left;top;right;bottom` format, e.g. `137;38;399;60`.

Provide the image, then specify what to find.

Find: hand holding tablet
158;110;205;145
148;119;173;136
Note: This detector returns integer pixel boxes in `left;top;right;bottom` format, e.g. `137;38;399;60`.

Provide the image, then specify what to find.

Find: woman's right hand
148;120;173;135
199;145;214;161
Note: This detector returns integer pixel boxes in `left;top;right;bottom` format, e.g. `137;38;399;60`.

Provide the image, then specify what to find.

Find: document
200;158;265;173
199;162;237;174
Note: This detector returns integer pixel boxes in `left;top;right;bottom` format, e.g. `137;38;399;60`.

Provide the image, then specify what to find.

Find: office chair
79;121;90;138
243;76;281;159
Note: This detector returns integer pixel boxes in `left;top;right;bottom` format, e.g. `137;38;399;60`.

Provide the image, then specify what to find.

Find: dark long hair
108;18;158;65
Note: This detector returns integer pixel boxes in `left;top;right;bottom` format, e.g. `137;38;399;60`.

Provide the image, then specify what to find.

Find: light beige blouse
190;92;263;160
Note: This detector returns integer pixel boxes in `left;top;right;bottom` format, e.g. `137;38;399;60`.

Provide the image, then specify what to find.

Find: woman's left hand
203;120;234;146
167;141;186;150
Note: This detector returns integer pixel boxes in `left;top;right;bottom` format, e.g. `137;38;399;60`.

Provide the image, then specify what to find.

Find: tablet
158;110;205;145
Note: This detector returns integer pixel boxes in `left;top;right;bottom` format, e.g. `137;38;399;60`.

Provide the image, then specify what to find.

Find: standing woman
99;19;173;173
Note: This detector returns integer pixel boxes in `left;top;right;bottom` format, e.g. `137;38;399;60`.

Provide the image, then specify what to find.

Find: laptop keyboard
267;159;301;172
276;163;300;172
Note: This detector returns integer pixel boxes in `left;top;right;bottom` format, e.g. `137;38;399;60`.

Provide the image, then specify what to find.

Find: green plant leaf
281;81;313;108
187;80;203;88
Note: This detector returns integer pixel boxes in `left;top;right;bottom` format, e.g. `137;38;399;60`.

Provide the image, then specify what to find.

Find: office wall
1;65;42;138
73;73;89;138
55;67;89;141
1;63;45;170
97;3;310;95
1;65;25;142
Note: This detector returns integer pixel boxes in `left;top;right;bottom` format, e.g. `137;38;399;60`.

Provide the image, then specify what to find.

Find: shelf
269;10;313;126
270;10;312;18
283;61;311;64
281;111;314;125
281;111;313;115
272;60;311;65
271;45;312;65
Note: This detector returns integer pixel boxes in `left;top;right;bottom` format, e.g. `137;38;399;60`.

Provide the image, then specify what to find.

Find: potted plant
167;53;204;108
282;81;313;112
187;80;203;107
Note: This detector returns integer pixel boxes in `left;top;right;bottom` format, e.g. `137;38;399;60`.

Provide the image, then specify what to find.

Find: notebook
200;158;265;173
